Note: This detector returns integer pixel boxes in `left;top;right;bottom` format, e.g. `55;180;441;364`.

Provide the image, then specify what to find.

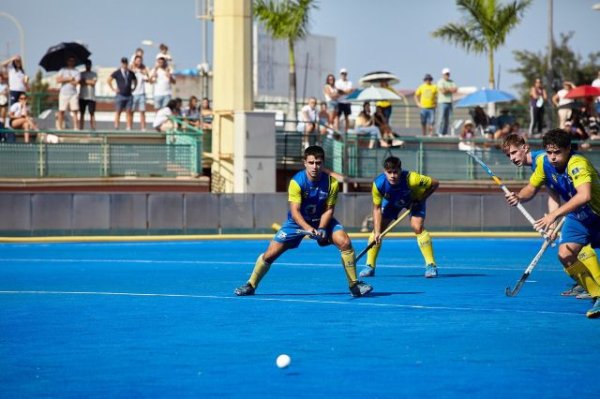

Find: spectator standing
9;93;37;143
56;56;81;130
335;68;354;132
131;55;151;131
552;81;574;129
200;97;213;131
436;68;457;136
151;56;175;110
107;57;137;130
528;78;547;136
376;80;397;124
78;59;97;130
0;55;29;106
129;48;144;66
414;73;438;136
323;73;339;129
297;97;318;148
592;70;600;115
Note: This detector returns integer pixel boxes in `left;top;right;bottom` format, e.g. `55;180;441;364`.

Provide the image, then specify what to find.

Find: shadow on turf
259;292;423;297
388;273;488;278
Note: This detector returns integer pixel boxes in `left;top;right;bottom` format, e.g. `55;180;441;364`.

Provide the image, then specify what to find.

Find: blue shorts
559;212;600;248
132;94;146;112
115;95;133;112
273;218;344;248
420;108;435;126
382;201;426;220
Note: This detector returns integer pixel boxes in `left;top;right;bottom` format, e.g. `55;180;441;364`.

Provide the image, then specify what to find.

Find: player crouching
360;156;440;278
234;145;372;297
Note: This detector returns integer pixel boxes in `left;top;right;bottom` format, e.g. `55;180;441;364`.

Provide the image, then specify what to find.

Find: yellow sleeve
288;180;302;204
529;155;546;188
415;85;422;96
372;182;383;205
326;176;339;207
569;156;594;188
407;172;432;200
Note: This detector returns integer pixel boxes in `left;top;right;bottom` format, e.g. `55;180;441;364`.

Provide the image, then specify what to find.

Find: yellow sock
416;230;435;266
248;254;271;289
341;249;358;287
578;245;600;282
566;260;600;298
365;232;382;269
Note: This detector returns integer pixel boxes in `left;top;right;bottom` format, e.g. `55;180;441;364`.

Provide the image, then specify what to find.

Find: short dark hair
543;128;572;150
304;145;325;160
120;57;128;64
383;156;401;170
84;59;92;67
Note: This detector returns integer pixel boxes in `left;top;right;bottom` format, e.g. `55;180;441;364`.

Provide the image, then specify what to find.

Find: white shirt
152;68;172;97
57;67;81;97
132;68;147;96
335;78;353;103
592;78;600;103
153;107;172;128
556;89;573;106
8;65;28;92
9;102;28;117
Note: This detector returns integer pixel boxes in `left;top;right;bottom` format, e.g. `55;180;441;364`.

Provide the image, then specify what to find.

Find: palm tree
254;0;318;127
432;0;532;89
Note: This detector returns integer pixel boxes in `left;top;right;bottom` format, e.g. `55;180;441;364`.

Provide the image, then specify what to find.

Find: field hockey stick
356;208;412;262
505;217;566;297
296;229;317;238
466;151;546;237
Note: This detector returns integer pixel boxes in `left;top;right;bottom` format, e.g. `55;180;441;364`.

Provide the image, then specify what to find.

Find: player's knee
558;246;579;267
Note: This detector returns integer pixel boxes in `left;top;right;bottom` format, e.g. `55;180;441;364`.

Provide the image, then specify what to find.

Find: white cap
442;67;451;75
340;68;348;74
464;119;474;126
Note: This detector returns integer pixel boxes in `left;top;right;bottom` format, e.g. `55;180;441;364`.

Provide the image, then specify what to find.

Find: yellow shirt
530;153;600;216
415;83;438;109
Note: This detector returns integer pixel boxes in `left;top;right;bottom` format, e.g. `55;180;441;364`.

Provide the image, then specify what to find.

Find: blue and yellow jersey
530;149;545;172
372;170;432;211
287;170;338;223
530;152;600;218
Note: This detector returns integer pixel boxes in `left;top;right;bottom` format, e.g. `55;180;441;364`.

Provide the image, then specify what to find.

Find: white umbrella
358;71;400;87
346;85;403;102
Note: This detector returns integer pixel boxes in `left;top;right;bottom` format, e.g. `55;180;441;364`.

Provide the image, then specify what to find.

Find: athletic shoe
577;292;593;300
349;281;373;297
561;283;585;296
234;283;255;296
585;298;600;319
359;266;375;278
424;264;438;278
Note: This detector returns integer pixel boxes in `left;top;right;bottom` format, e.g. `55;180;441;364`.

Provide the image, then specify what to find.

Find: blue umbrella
455;88;516;107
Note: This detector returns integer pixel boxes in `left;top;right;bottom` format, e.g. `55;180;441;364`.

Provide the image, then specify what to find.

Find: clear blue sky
1;0;599;94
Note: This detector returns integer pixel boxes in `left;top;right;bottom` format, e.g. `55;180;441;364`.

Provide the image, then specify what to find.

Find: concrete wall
0;192;549;236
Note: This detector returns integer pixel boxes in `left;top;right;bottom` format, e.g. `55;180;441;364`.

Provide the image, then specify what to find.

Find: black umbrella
39;42;91;72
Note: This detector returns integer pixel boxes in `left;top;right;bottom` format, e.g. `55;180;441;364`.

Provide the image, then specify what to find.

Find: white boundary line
0;258;564;272
0;290;581;317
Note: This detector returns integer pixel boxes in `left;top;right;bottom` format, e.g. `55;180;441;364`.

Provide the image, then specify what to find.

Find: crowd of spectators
0;44;213;141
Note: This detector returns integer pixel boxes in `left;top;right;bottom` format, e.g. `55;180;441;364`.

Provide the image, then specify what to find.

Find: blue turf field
1;238;598;398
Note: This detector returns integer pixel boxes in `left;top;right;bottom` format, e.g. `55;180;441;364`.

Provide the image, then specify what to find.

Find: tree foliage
432;0;531;88
511;32;600;102
254;0;318;123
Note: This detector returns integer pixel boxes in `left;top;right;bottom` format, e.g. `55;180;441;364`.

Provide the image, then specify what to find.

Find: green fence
0;131;202;178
